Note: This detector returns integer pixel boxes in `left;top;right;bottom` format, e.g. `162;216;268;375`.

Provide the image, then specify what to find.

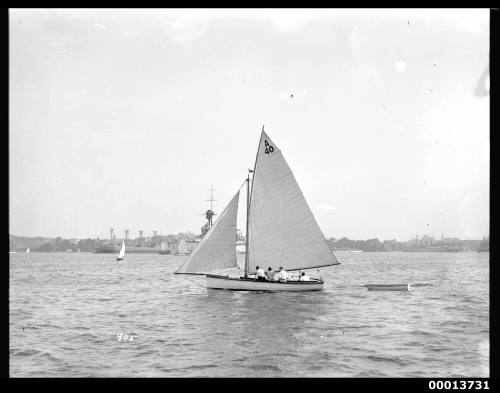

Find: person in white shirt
299;272;310;281
255;266;266;281
278;266;289;282
265;267;275;281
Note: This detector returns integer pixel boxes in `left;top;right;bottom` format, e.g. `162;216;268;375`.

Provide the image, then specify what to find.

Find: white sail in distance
118;241;125;259
175;190;240;274
248;131;339;272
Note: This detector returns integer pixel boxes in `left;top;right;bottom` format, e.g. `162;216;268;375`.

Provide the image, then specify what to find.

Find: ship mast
200;185;217;238
205;184;217;228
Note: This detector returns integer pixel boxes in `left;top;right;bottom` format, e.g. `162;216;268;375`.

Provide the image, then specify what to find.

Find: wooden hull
206;275;324;292
365;284;409;291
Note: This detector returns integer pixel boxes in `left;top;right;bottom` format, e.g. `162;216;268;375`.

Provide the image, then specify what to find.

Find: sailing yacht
174;127;340;291
26;248;30;254
116;241;125;261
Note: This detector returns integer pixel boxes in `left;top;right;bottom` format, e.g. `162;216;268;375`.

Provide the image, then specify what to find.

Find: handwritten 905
117;333;137;342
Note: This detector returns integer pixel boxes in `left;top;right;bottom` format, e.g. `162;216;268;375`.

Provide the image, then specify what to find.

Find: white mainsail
248;131;339;272
26;248;30;254
177;239;188;254
175;191;240;274
118;241;125;259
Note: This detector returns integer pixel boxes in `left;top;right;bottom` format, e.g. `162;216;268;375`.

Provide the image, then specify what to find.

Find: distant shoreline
9;234;489;253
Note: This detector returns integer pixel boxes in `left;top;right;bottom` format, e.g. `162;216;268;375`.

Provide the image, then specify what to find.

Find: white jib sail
175;190;240;274
248;131;339;272
118;241;125;259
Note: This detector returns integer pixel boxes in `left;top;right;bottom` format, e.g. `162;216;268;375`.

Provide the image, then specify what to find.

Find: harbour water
9;251;489;377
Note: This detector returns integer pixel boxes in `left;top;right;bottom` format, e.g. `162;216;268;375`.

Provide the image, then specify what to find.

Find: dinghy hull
206;274;324;291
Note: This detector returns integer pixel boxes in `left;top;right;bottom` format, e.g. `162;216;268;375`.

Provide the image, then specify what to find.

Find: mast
244;125;265;277
244;173;250;277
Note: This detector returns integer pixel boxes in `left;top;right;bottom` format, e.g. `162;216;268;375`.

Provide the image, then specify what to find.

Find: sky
9;9;489;241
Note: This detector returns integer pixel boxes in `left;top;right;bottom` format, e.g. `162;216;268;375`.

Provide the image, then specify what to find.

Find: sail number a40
264;140;274;155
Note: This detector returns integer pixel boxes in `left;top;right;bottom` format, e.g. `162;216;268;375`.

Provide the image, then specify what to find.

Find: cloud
158;9;327;42
266;10;318;32
163;16;211;43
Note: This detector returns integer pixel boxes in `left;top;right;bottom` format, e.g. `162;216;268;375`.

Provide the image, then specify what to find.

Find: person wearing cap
299;271;310;281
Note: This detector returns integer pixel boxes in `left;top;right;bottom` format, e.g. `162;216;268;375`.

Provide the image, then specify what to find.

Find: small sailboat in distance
174;127;340;291
116;241;125;261
26;248;30;254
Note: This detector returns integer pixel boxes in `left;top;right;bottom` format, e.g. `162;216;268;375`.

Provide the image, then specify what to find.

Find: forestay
174;191;240;274
248;131;339;272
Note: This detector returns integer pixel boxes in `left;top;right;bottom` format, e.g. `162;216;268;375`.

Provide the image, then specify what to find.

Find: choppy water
9;251;489;377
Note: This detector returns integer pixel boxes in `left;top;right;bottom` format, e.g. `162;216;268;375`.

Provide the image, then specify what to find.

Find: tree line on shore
9;234;488;253
9;236;102;252
327;236;488;252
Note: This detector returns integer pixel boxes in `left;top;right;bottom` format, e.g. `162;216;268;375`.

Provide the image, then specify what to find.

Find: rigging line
238;178;247;192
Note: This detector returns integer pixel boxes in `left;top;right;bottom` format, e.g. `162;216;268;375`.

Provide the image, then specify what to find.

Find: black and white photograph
9;8;490;379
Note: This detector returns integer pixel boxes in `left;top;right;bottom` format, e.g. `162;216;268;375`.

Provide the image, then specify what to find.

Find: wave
9;251;489;377
363;355;407;367
248;364;283;373
11;348;61;363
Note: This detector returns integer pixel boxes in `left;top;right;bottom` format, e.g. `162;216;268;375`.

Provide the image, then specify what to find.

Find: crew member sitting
265;267;275;281
255;266;266;281
278;266;289;282
299;272;310;281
